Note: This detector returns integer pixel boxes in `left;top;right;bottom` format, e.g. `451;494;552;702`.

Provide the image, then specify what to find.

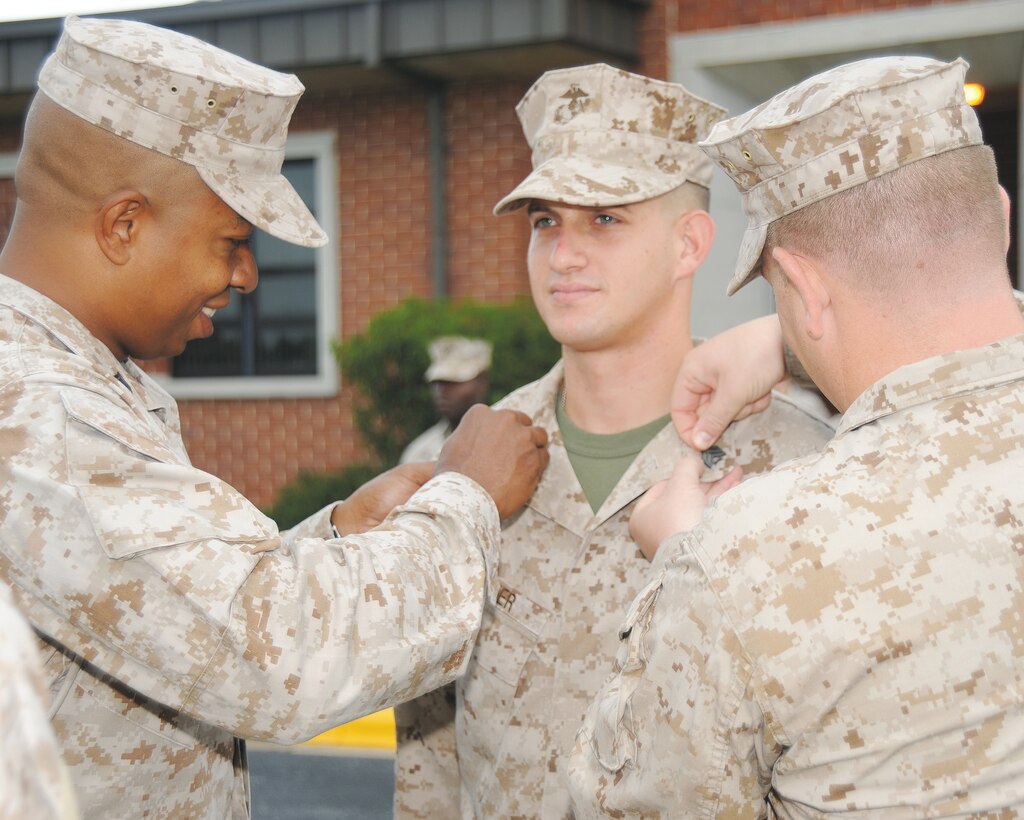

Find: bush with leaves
336;296;560;467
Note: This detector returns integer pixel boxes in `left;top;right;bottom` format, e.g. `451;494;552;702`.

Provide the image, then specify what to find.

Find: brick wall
636;0;671;80
634;0;970;81
446;80;534;303
666;0;966;33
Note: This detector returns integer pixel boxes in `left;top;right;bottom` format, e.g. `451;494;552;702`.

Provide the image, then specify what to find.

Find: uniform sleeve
278;501;336;545
393;684;461;819
567;535;780;818
2;382;500;743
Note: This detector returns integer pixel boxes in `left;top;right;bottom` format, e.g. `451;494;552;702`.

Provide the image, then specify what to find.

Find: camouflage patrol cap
494;63;726;215
425;337;492;383
37;16;327;248
700;56;983;295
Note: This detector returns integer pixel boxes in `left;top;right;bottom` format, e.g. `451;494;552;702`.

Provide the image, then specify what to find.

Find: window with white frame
161;131;339;399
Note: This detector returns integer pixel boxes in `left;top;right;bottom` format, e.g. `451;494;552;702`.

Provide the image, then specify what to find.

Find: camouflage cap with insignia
494;63;727;215
37;15;327;248
699;56;983;295
425;337;492;383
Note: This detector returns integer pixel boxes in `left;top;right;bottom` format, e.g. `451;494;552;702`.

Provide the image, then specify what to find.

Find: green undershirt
556;399;670;513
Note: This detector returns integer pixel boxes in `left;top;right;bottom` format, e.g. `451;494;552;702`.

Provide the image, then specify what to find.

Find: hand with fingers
435;405;550;519
673;314;787;451
330;461;437;537
630;456;743;561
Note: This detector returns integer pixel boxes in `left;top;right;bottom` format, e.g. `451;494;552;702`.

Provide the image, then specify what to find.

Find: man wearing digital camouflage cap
400;336;493;464
568;56;1024;816
0;16;550;818
394;63;835;819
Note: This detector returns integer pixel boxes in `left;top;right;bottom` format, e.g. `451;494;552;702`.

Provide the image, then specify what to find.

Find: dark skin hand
330;462;435;536
630;456;743;561
435;404;549;519
329;405;549;534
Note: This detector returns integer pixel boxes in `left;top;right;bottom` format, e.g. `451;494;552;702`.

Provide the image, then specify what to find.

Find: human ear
771;246;831;342
673;210;715;280
95;192;146;266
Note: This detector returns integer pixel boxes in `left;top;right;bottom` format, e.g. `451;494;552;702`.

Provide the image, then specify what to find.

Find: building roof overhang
0;0;650;110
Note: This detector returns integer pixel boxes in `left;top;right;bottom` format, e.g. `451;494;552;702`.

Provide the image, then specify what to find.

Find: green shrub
264;462;379;530
335;296;560;466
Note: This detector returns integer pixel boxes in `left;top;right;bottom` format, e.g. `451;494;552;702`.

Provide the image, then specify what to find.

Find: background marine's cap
37;15;327;248
494;63;727;215
699;56;982;295
425;337;493;383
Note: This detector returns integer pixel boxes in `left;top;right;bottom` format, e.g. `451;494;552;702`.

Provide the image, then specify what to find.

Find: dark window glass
172;159;319;378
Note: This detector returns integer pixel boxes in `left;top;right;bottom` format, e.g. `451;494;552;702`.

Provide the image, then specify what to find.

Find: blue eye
531;216;555;229
594;213;618;225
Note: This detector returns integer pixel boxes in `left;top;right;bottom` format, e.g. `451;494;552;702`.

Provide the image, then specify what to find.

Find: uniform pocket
457;579;552;801
82;666;199;751
43;648;198;752
62;388;275;560
470;580;549;688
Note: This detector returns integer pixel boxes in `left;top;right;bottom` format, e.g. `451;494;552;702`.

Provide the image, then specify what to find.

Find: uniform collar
0;272;170;414
837;331;1024;437
509;360;688;531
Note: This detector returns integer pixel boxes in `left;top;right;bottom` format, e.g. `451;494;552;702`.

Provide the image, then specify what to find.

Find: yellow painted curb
305;707;396;751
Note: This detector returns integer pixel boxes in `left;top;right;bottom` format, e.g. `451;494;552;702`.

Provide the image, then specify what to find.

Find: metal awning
0;0;650;100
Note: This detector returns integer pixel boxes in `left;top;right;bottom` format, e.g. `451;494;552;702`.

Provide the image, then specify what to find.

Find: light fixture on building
964;82;985;107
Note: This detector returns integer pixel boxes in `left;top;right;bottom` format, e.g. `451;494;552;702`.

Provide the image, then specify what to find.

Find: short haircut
763;145;1006;293
18;93;203;219
660;181;710;215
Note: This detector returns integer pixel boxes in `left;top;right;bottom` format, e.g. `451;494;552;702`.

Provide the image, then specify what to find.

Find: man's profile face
431;375;489;427
525;198;683;354
115;182;258;361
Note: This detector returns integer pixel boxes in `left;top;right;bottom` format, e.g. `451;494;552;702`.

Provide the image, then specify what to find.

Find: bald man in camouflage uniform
0;16;548;819
394;63;835;819
568;56;1024;815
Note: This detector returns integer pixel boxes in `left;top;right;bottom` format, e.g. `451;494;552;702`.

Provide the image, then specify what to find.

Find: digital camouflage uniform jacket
0;274;500;819
395;359;836;818
0;584;77;820
569;332;1024;817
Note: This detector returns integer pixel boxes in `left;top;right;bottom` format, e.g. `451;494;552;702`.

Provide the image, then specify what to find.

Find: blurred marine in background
400;336;492;464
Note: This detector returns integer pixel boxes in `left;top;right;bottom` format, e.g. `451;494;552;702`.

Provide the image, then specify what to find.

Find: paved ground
249;745;394;820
